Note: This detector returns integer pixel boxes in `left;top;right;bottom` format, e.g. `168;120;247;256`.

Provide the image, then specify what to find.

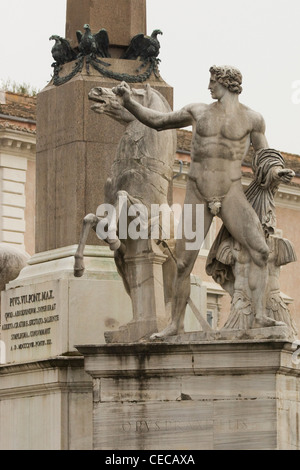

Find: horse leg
103;190;142;254
74;213;99;277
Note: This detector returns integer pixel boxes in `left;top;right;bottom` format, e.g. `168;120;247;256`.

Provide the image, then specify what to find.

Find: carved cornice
0;128;36;161
274;185;300;209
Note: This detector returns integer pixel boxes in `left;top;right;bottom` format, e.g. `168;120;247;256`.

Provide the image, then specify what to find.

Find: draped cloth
205;148;286;287
221;236;297;332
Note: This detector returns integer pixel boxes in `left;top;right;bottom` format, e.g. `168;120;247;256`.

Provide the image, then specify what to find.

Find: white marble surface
0;357;92;450
78;341;300;450
0;247;132;363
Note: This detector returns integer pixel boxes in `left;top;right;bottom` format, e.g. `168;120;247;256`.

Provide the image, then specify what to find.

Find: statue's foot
74;256;85;277
252;315;286;328
150;323;178;340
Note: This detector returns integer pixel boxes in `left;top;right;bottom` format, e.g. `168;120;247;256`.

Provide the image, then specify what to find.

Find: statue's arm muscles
249;111;268;151
124;100;193;131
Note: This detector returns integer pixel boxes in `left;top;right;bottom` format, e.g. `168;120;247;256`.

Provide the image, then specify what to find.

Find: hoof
74;267;85;278
74;256;85;277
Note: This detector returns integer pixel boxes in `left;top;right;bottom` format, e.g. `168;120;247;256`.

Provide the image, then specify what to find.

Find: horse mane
132;84;172;113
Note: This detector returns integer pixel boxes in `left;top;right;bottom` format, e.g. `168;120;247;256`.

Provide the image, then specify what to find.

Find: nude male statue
112;65;294;337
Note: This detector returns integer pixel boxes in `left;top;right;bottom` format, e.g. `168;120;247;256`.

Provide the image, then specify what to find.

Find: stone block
2;168;27;183
0;357;93;450
2;180;24;194
0;154;27;171
1;206;24;219
2;218;25;232
0;246;132;364
1;231;24;245
77;341;300;450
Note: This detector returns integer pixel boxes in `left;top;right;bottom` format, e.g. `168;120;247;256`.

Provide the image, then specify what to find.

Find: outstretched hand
112;81;132;105
273;168;295;184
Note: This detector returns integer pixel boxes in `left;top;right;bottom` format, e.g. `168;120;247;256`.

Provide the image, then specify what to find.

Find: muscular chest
196;107;251;141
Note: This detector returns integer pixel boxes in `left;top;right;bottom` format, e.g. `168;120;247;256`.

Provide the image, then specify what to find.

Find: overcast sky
0;0;299;154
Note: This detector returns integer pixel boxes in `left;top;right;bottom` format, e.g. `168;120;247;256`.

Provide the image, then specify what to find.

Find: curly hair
209;65;243;94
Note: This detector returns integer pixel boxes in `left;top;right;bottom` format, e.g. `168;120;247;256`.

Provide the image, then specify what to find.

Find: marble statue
113;65;295;338
74;84;177;339
215;234;297;336
206;148;297;336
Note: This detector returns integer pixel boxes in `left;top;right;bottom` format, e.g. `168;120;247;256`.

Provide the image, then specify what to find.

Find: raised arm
113;81;193;131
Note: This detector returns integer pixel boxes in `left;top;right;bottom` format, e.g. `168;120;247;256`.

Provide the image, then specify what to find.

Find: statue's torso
189;102;252;198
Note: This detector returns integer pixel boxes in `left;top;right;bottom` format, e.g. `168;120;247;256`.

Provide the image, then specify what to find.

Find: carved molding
0;129;36;161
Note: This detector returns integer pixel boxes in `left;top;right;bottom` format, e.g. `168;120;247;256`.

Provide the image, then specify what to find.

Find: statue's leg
151;180;213;338
220;183;285;327
162;252;177;323
74;213;99;277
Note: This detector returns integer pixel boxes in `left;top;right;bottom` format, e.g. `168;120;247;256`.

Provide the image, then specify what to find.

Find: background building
0;91;36;254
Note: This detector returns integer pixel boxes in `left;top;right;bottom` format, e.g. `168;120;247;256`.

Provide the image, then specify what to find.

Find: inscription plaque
0;280;65;363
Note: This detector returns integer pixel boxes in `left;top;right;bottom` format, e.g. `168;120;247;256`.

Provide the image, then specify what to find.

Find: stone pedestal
0;356;92;450
105;239;169;343
77;341;300;450
0;246;132;364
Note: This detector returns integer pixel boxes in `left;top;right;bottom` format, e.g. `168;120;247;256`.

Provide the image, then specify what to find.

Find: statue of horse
74;84;177;330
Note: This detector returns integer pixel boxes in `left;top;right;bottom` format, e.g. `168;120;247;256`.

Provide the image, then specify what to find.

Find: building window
206;309;213;327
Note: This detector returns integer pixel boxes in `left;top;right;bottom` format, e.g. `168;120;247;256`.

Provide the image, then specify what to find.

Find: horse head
88;83;172;123
88;86;134;123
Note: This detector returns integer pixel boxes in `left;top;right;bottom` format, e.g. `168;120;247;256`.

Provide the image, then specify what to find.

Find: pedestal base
0;357;93;450
152;325;296;343
105;320;158;343
77;340;300;450
0;245;132;363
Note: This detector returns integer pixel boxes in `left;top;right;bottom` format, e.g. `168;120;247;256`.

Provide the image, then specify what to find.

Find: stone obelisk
66;0;147;57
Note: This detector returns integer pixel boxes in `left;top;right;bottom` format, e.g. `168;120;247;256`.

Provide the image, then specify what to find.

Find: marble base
0;356;92;450
0;246;132;363
153;325;296;343
77;340;300;450
105;319;158;343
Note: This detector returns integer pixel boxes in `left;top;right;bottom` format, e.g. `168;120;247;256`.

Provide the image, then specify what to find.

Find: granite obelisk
66;0;147;56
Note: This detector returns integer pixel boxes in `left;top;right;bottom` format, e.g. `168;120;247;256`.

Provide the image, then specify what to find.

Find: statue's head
209;65;243;95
